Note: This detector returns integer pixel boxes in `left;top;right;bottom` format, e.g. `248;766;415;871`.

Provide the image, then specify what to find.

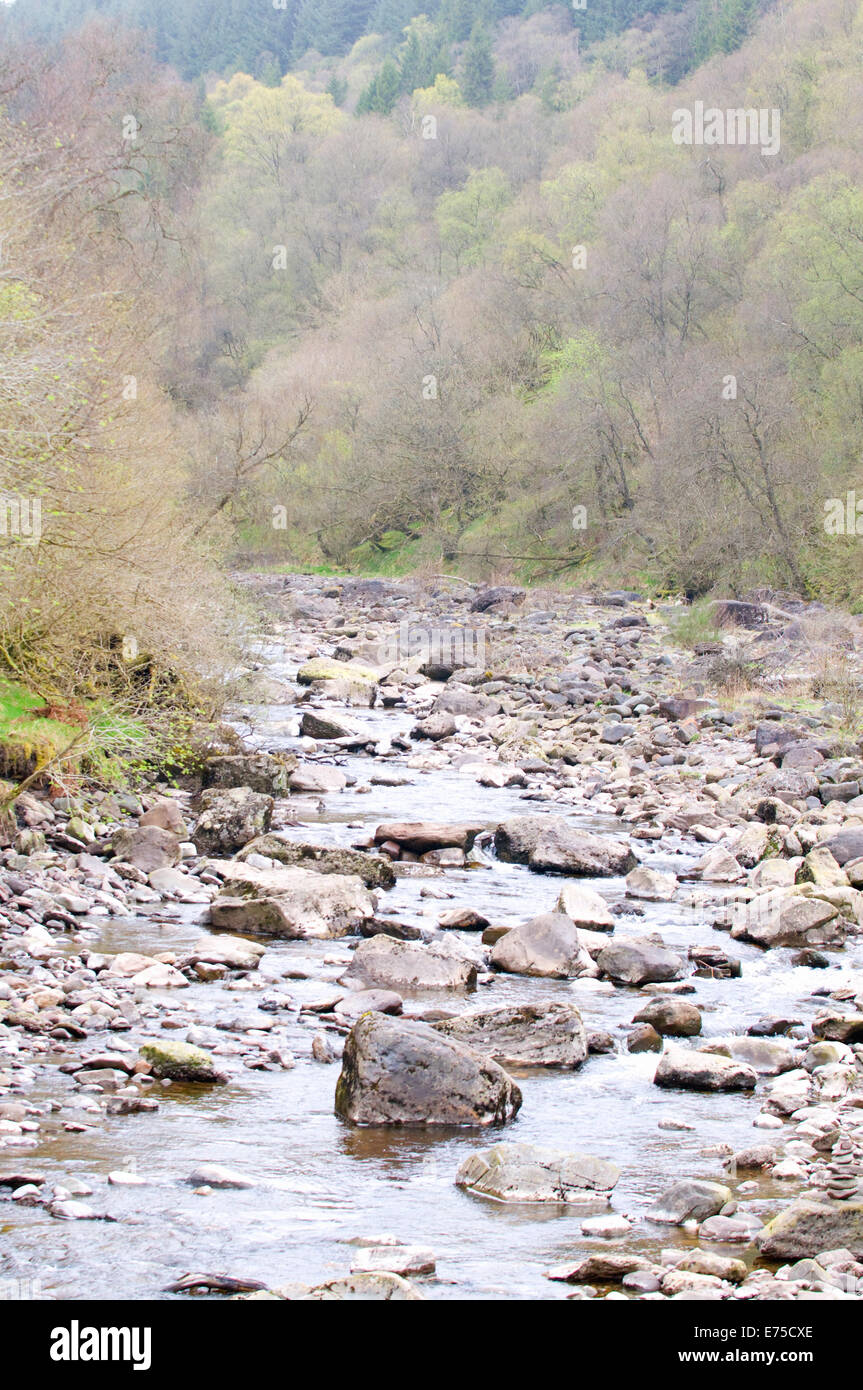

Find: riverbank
1;574;863;1300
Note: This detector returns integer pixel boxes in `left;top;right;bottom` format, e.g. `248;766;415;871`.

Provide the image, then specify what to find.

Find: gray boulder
646;1179;733;1225
494;815;636;876
212;862;375;939
654;1047;757;1091
192;787;273;855
490;913;593;979
334;1014;520;1126
340;935;477;992
598;936;685;987
434;1001;587;1069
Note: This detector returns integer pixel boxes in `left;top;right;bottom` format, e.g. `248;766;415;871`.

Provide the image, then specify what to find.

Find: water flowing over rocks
4;572;863;1301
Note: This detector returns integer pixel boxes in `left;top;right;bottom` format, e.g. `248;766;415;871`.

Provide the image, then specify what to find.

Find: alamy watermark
376;619;486;670
0;495;41;545
824;491;863;536
672;101;780;157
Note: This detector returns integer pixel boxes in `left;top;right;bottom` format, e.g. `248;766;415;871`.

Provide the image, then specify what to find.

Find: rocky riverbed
3;574;863;1301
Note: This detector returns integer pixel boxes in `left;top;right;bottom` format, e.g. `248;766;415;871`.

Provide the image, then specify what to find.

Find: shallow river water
4;643;860;1299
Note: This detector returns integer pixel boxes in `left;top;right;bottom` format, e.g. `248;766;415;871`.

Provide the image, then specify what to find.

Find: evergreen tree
460;21;494;106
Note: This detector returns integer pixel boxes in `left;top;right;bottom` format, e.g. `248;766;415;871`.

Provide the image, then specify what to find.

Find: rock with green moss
237;835;395;888
139;1040;223;1082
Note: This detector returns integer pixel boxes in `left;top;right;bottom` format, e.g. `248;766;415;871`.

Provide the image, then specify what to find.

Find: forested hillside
4;0;863;624
8;0;760;82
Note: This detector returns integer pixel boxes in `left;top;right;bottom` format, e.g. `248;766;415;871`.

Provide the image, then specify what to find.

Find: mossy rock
237;835;395;888
296;657;379;686
139;1040;222;1082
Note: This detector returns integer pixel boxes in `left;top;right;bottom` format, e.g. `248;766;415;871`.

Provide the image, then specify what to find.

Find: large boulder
645;1179;733;1225
434;1001;587;1069
597;936;684;987
373;822;485;855
820;828;863;866
192;787;273;855
729;891;841;947
202;752;295;796
490;913;593;979
758;1199;863;1259
340;935;477;992
456;1142;619;1203
654;1047;757;1092
212;862;375;939
632;998;702;1037
494;815;636;876
296;657;378;690
334;1014;520;1126
625;866;678;901
289;765;348;794
432;687;502;719
110;825;181;873
237;835;395;889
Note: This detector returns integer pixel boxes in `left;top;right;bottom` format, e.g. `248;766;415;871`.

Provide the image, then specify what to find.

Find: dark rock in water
790;948;829;969
359;917;423;942
334;1014;521;1126
747;1017;801;1036
587;1030;616;1055
470;586;525;612
627;1023;663;1053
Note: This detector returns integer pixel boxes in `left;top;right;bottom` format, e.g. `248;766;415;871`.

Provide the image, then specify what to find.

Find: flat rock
654;1047;758;1091
213;863;375;939
494;815;636;876
434;1001;587;1068
456;1142;619;1203
340;936;477;992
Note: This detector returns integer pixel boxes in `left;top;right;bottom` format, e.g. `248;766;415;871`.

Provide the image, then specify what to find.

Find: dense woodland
2;0;863;710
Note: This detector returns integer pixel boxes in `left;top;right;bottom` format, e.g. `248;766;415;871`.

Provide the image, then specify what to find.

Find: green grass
669;600;724;650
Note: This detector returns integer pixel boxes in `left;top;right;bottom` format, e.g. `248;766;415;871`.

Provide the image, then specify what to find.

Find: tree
460;22;494;106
